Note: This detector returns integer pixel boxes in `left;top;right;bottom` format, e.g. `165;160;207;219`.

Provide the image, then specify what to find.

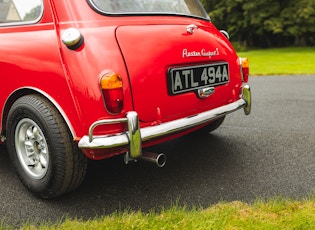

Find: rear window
88;0;210;20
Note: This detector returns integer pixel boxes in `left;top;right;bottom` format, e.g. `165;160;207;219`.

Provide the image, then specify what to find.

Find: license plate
168;62;229;95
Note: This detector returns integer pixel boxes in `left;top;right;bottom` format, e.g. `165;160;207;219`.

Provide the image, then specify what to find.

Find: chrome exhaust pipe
139;151;166;167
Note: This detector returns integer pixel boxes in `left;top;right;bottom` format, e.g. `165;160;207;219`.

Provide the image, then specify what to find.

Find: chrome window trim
86;0;210;21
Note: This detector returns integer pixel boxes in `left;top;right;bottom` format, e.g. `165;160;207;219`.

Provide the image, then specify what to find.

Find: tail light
240;57;249;83
100;73;124;114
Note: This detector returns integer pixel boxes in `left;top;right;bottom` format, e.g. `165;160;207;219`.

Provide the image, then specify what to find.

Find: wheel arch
2;87;76;139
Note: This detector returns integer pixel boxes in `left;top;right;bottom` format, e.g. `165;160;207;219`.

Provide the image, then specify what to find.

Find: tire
6;94;87;198
194;116;225;135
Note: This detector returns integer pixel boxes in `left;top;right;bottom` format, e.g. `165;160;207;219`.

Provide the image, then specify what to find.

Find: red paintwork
0;0;245;160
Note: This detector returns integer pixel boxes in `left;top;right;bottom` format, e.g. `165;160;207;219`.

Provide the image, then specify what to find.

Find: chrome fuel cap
62;28;84;50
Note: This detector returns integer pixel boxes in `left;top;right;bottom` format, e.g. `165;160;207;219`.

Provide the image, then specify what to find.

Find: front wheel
6;94;87;198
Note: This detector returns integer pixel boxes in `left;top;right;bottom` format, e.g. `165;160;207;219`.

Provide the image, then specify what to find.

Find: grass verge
8;196;315;230
238;46;315;75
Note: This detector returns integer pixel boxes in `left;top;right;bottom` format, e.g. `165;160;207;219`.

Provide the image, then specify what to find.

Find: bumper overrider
78;85;251;159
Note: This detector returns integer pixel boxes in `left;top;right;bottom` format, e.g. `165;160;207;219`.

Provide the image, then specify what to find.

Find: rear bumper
78;85;251;158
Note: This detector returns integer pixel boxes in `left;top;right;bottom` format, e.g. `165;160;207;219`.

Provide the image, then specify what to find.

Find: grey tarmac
0;75;314;227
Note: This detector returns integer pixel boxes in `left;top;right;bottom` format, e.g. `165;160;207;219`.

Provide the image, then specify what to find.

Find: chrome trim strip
2;87;77;138
141;98;245;141
78;98;247;149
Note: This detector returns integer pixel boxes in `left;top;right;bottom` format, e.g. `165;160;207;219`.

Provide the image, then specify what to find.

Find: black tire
194;116;225;135
6;94;87;198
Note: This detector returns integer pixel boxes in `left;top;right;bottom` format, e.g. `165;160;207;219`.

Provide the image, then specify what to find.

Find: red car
0;0;251;198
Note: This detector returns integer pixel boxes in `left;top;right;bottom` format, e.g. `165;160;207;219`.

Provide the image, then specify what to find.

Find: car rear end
72;0;251;161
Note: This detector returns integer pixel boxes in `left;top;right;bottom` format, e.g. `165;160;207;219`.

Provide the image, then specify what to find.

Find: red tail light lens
100;73;124;114
240;57;249;83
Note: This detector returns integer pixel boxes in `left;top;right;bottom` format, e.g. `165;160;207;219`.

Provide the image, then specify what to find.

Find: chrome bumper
78;85;251;159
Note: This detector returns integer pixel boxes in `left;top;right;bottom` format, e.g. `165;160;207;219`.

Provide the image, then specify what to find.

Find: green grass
238;47;315;75
13;197;315;229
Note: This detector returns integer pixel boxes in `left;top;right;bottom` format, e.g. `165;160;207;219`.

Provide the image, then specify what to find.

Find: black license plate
168;62;229;95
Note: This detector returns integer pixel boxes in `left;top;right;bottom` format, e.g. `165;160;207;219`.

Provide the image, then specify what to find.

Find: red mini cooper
0;0;251;198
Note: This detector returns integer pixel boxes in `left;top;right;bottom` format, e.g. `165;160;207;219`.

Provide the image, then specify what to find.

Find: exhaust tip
139;151;166;167
155;153;166;168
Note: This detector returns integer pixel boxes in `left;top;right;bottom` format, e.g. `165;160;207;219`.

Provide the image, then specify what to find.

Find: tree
201;0;315;47
280;0;315;45
202;0;247;43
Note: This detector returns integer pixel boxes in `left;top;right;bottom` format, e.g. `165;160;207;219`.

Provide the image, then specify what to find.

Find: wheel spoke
32;126;40;139
39;155;47;168
24;140;35;157
27;158;36;167
24;140;33;147
34;162;43;171
26;127;35;140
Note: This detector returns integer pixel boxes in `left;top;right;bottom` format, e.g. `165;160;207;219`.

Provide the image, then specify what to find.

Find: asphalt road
1;76;314;226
